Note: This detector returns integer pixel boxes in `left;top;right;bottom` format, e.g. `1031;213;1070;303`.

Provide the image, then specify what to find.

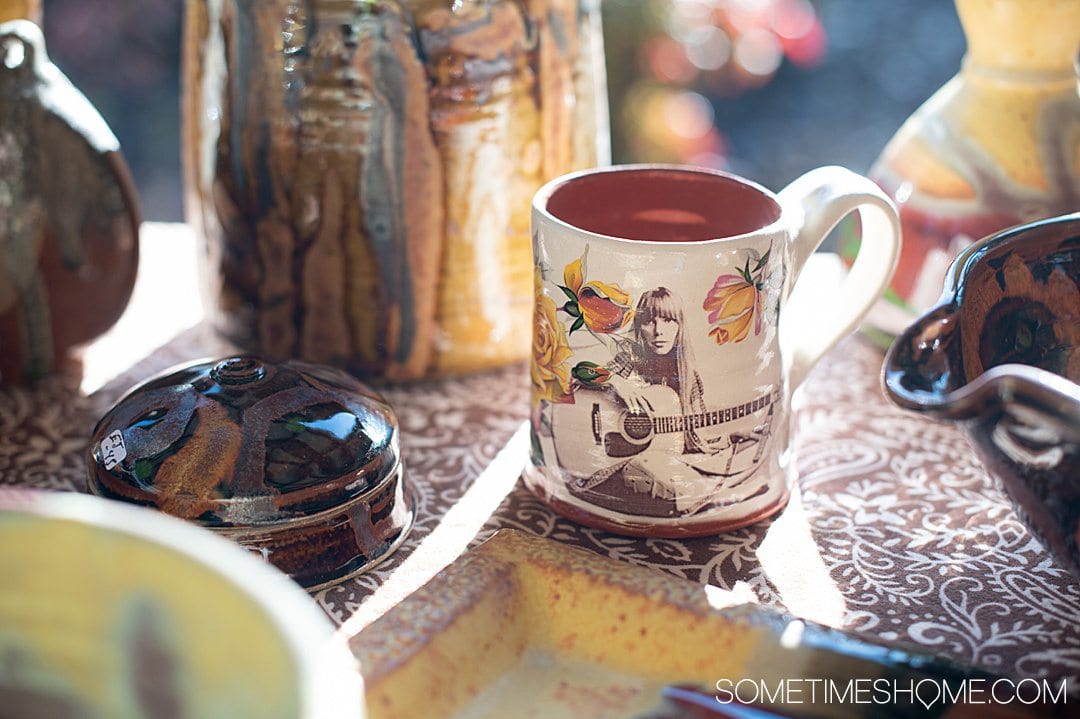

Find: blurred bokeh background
40;0;964;224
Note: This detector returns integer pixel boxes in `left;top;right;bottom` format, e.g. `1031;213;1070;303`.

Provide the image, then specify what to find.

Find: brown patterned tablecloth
2;225;1078;693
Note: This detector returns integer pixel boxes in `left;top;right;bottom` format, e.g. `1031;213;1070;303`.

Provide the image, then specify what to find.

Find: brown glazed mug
525;164;901;537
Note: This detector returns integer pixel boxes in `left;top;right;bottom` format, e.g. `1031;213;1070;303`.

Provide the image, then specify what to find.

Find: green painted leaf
530;432;545;466
755;248;771;270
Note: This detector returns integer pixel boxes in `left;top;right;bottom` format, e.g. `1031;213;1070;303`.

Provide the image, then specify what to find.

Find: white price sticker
100;430;127;471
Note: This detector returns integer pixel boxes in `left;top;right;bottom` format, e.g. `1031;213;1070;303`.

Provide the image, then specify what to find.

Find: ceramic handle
777;166;901;390
884;312;1080;443
0;19;44;74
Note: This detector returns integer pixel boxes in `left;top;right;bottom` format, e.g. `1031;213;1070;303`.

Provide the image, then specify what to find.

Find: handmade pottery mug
525;164;901;537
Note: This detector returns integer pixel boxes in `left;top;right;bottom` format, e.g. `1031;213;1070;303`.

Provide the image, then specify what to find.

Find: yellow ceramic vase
862;0;1080;332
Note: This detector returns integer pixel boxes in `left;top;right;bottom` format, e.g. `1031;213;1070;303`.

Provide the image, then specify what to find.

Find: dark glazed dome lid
88;356;401;528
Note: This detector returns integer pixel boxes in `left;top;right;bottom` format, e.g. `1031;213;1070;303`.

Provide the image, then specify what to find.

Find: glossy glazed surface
884;213;1080;578
183;0;608;380
0;20;139;384
88;356;414;589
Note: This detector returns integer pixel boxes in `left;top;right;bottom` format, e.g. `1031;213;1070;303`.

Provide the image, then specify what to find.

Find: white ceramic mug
525;164;901;537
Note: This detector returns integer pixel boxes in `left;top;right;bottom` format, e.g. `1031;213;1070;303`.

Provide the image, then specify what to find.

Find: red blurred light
642;36;699;84
781;18;826;67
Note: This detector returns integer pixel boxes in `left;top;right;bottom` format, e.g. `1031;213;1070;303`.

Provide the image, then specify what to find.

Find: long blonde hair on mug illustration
632;287;706;453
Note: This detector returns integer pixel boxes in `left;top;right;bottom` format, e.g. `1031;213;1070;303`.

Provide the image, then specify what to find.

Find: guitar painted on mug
551;383;779;479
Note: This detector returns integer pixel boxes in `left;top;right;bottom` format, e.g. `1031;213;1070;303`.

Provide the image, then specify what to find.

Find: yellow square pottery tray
350;530;1060;719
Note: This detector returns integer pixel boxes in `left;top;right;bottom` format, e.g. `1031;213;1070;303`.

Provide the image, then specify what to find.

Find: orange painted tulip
703;273;761;345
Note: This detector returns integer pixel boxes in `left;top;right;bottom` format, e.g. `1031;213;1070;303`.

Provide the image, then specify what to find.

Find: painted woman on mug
570;287;773;517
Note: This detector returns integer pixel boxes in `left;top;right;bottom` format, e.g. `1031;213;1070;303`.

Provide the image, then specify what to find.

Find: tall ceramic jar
182;0;609;381
855;0;1080;335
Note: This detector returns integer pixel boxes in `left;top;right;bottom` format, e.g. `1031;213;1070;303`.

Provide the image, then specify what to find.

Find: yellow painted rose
532;271;574;406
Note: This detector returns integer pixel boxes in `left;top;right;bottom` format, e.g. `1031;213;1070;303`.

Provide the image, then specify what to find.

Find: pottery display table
2;223;1077;693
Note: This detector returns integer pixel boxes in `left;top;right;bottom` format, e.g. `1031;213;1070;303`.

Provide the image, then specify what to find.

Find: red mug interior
544;167;782;242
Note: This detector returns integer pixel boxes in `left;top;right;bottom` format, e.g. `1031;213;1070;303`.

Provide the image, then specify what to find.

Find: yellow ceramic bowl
0;490;364;718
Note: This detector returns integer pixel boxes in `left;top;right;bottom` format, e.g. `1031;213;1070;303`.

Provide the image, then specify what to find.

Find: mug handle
776;166;901;390
0;20;44;76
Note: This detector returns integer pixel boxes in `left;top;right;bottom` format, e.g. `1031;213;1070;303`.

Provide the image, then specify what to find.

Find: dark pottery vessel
0;20;140;384
884;213;1080;578
87;356;414;590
